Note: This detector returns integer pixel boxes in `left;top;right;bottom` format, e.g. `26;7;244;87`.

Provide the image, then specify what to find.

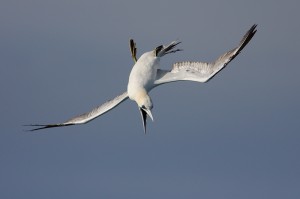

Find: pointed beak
143;108;154;121
139;107;154;134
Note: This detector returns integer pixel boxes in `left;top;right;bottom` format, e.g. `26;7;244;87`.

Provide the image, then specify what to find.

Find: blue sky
1;0;299;198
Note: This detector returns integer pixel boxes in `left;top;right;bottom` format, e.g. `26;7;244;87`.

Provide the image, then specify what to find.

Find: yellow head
135;89;153;111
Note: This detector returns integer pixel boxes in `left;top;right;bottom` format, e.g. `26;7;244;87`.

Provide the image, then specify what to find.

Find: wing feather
26;91;129;131
154;24;257;85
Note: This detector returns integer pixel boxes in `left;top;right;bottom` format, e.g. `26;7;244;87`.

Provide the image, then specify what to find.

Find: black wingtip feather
23;124;73;132
238;24;257;53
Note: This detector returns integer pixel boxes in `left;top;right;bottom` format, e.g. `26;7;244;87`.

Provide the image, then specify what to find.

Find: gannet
26;24;257;133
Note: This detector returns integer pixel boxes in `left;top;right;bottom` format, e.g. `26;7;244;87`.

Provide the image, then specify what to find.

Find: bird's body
128;51;158;99
26;25;257;133
128;53;157;132
127;44;181;131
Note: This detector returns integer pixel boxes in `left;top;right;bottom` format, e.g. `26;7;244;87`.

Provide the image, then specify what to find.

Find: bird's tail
155;41;182;57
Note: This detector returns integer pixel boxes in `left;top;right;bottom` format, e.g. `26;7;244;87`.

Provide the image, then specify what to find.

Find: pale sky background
1;0;299;198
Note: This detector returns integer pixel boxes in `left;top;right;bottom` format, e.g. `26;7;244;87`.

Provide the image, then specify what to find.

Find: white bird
27;24;257;133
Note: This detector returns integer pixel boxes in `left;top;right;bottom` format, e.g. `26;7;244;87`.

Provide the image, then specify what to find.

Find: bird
26;24;257;133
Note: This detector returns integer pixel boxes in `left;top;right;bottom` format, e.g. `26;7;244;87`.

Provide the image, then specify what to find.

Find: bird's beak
143;108;154;121
139;108;154;134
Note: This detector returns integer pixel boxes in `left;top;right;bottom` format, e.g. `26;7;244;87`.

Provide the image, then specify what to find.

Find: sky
1;0;299;198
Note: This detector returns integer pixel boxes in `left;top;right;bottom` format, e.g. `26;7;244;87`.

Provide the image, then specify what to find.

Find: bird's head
135;90;154;121
135;90;153;133
134;90;154;133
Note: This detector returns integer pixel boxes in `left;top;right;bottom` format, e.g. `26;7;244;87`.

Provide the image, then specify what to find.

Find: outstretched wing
26;91;129;131
154;24;257;85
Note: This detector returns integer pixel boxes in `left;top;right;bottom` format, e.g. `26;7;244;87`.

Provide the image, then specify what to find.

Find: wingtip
22;124;53;131
23;123;72;131
250;24;258;34
235;24;258;54
170;40;182;46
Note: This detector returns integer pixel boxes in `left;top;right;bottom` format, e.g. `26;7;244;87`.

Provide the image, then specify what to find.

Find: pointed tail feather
155;41;182;57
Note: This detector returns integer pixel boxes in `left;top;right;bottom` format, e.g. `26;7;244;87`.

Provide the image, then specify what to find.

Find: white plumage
27;25;257;133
